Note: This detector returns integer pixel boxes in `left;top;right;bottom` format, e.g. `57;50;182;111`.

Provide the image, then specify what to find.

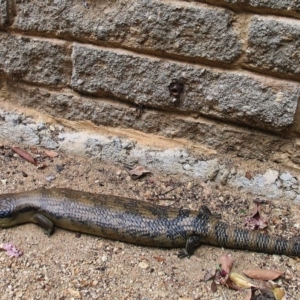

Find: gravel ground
0;143;300;300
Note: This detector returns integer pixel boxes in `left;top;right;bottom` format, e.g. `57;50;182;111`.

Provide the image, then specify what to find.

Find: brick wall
1;0;300;168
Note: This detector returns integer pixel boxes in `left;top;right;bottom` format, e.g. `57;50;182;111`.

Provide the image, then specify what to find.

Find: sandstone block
223;0;300;13
12;0;242;64
0;33;71;86
5;82;286;161
245;16;300;77
71;45;299;132
0;1;7;27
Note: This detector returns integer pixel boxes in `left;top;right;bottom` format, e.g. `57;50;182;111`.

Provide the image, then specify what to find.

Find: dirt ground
0;143;300;300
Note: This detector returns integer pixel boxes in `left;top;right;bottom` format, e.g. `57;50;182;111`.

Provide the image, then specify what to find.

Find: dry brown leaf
211;280;218;293
273;287;285;300
44;150;59;158
128;166;151;179
11;146;37;165
244;199;268;230
225;277;242;291
153;256;165;262
243;269;284;281
229;272;253;289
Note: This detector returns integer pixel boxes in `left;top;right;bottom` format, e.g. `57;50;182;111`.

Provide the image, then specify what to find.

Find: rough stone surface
46;141;300;198
0;110;58;149
246;16;300;77
263;169;279;185
72;45;299;132
1;108;299;201
0;33;71;86
218;0;300;17
245;0;300;11
234;174;283;199
12;0;242;64
223;0;300;12
0;1;6;27
5;82;288;161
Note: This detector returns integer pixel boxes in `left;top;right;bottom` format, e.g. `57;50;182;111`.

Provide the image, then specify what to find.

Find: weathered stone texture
12;0;242;63
0;0;16;27
3;82;286;161
223;0;300;12
245;16;300;77
0;1;6;26
71;45;299;132
0;33;71;86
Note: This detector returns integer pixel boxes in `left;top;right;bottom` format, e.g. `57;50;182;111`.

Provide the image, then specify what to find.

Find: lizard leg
31;213;54;236
177;236;202;259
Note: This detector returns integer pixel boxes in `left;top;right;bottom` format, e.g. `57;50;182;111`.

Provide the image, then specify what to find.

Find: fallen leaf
243;288;253;300
128;166;151;180
44;150;59;157
229;272;253;289
211;280;218;293
243;269;284;281
273;287;285;300
225;277;242;291
153;256;166;262
1;243;23;258
244;199;268;230
11;146;37;165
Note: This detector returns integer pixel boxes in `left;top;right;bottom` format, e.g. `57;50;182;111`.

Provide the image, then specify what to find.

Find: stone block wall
1;0;300;171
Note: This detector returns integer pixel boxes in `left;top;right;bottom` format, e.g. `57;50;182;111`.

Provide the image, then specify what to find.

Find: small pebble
138;261;149;269
46;175;56;181
101;255;107;262
92;280;98;286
